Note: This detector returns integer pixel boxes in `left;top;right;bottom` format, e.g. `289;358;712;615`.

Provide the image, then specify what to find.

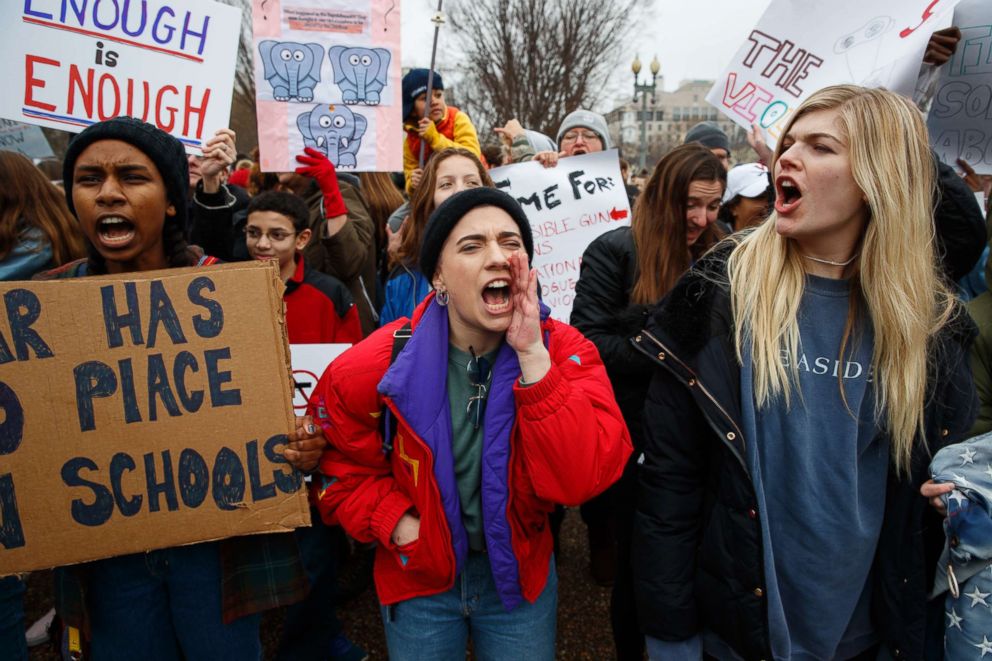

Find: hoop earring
436;289;449;306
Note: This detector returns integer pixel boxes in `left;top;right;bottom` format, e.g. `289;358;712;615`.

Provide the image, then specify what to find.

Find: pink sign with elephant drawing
252;0;402;172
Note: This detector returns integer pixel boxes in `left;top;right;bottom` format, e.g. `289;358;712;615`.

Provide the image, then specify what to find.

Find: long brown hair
629;144;726;304
0;151;86;267
393;148;493;270
359;172;405;250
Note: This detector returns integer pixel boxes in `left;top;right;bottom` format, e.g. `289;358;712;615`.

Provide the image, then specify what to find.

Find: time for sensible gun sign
0;261;310;575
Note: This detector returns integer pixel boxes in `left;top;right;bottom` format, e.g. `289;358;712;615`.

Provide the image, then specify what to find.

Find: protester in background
401;68;484;194
633;85;976;661
311;187;631;660
511;110;612;168
0;149;85;661
0;151;85;280
494;118;558;165
570;144;725;658
684;121;731;170
381;148;493;326
240;190;365;661
191;138;379;336
716;162;772;233
36;116;322;660
357;171;405;284
619;158;640;208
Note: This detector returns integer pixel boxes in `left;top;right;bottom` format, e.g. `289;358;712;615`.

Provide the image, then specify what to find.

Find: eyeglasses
244;227;297;242
466;346;492;431
561;131;602;144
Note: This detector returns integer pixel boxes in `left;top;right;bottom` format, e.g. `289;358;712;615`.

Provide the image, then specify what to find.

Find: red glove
295;147;348;218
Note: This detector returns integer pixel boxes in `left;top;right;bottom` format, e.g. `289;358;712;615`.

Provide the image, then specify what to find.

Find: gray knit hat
684;121;730;153
556;110;613;149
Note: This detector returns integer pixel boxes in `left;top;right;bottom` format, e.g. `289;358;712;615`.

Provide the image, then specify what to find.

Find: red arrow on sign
609;207;628;221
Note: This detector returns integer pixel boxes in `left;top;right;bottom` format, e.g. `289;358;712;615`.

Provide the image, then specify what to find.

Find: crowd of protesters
2;21;992;661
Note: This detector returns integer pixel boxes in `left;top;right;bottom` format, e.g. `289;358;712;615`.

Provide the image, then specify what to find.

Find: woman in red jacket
310;187;631;659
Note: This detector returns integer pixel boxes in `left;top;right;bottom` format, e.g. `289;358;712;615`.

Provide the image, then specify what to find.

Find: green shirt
446;344;497;551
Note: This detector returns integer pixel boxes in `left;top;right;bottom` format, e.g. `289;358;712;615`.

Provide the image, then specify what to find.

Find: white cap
723;162;769;203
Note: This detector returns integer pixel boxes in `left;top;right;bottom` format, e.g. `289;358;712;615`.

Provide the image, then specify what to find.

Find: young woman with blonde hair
632;85;977;660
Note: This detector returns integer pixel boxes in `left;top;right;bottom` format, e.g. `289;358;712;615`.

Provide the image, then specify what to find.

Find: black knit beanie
420;187;534;281
62;117;189;231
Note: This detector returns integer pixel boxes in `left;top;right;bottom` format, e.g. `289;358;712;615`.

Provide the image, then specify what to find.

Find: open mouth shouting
482;278;511;314
95;215;137;248
775;176;802;214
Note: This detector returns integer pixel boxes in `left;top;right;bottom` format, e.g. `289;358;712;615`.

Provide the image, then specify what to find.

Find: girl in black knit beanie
38;117;322;659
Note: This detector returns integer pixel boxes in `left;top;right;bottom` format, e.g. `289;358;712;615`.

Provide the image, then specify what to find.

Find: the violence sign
927;0;992;174
0;262;310;576
707;0;960;147
1;0;242;153
490;150;632;323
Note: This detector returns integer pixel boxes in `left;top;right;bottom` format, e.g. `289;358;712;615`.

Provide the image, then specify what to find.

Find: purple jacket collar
377;297;550;610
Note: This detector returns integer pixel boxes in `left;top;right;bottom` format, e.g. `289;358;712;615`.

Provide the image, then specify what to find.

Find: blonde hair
727;84;956;476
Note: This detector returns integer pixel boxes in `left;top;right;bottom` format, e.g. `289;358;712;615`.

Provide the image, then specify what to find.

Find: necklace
802;252;860;267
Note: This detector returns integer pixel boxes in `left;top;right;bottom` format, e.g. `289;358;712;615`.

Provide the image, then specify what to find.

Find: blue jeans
381;552;557;660
86;542;261;661
276;507;344;660
0;575;27;661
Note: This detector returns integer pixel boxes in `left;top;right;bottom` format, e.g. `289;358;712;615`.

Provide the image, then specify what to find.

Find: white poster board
290;344;350;413
707;0;960;147
490;150;632;323
927;0;992;174
1;0;241;153
251;0;402;172
0;120;54;160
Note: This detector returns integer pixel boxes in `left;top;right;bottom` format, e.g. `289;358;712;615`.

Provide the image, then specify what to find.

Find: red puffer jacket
309;294;631;608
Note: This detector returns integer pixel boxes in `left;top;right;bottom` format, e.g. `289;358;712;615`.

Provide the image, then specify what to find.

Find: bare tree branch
449;0;644;139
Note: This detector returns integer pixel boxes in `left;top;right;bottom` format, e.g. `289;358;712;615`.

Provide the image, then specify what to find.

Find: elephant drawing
328;46;391;105
259;40;324;102
297;104;368;168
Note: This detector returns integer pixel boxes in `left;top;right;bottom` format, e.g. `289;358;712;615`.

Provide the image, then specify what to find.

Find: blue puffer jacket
931;433;992;656
380;264;431;327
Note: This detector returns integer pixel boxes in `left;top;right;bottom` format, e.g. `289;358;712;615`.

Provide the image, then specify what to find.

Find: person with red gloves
190;136;380;336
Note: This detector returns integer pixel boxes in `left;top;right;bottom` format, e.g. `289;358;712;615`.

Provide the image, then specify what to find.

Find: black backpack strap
380;322;412;456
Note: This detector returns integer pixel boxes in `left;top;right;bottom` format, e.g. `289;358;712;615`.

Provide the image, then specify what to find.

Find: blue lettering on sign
110;452;142;517
211;446;246;511
58;439;303;525
61;457;114;527
204;348;241;407
246;440;276;501
101;282;144;348
265;434;303;494
188;277;223;338
177;448;208;508
147;353;182;421
144;450;179;513
0;474;25;549
146;280;187;348
74;360;117;432
4;289;53;361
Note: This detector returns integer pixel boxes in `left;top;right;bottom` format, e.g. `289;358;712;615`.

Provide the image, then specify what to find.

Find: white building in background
605;79;746;170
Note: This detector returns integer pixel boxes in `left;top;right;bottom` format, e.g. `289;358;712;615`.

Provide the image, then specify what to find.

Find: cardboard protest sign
290;343;350;413
0;262;310;576
707;0;960;148
252;0;402;172
928;0;992;174
490;150;631;322
0;120;54;160
1;0;241;153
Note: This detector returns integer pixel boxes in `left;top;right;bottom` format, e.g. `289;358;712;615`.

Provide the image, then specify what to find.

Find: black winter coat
630;241;978;660
570;227;653;451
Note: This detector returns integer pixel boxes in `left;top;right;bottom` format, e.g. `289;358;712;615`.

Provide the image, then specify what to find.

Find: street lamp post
632;55;660;173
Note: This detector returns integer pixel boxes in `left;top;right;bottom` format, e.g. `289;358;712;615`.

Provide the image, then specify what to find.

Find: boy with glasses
245;191;362;344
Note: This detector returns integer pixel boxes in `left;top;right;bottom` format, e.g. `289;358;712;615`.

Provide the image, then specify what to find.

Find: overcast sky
400;0;773;109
